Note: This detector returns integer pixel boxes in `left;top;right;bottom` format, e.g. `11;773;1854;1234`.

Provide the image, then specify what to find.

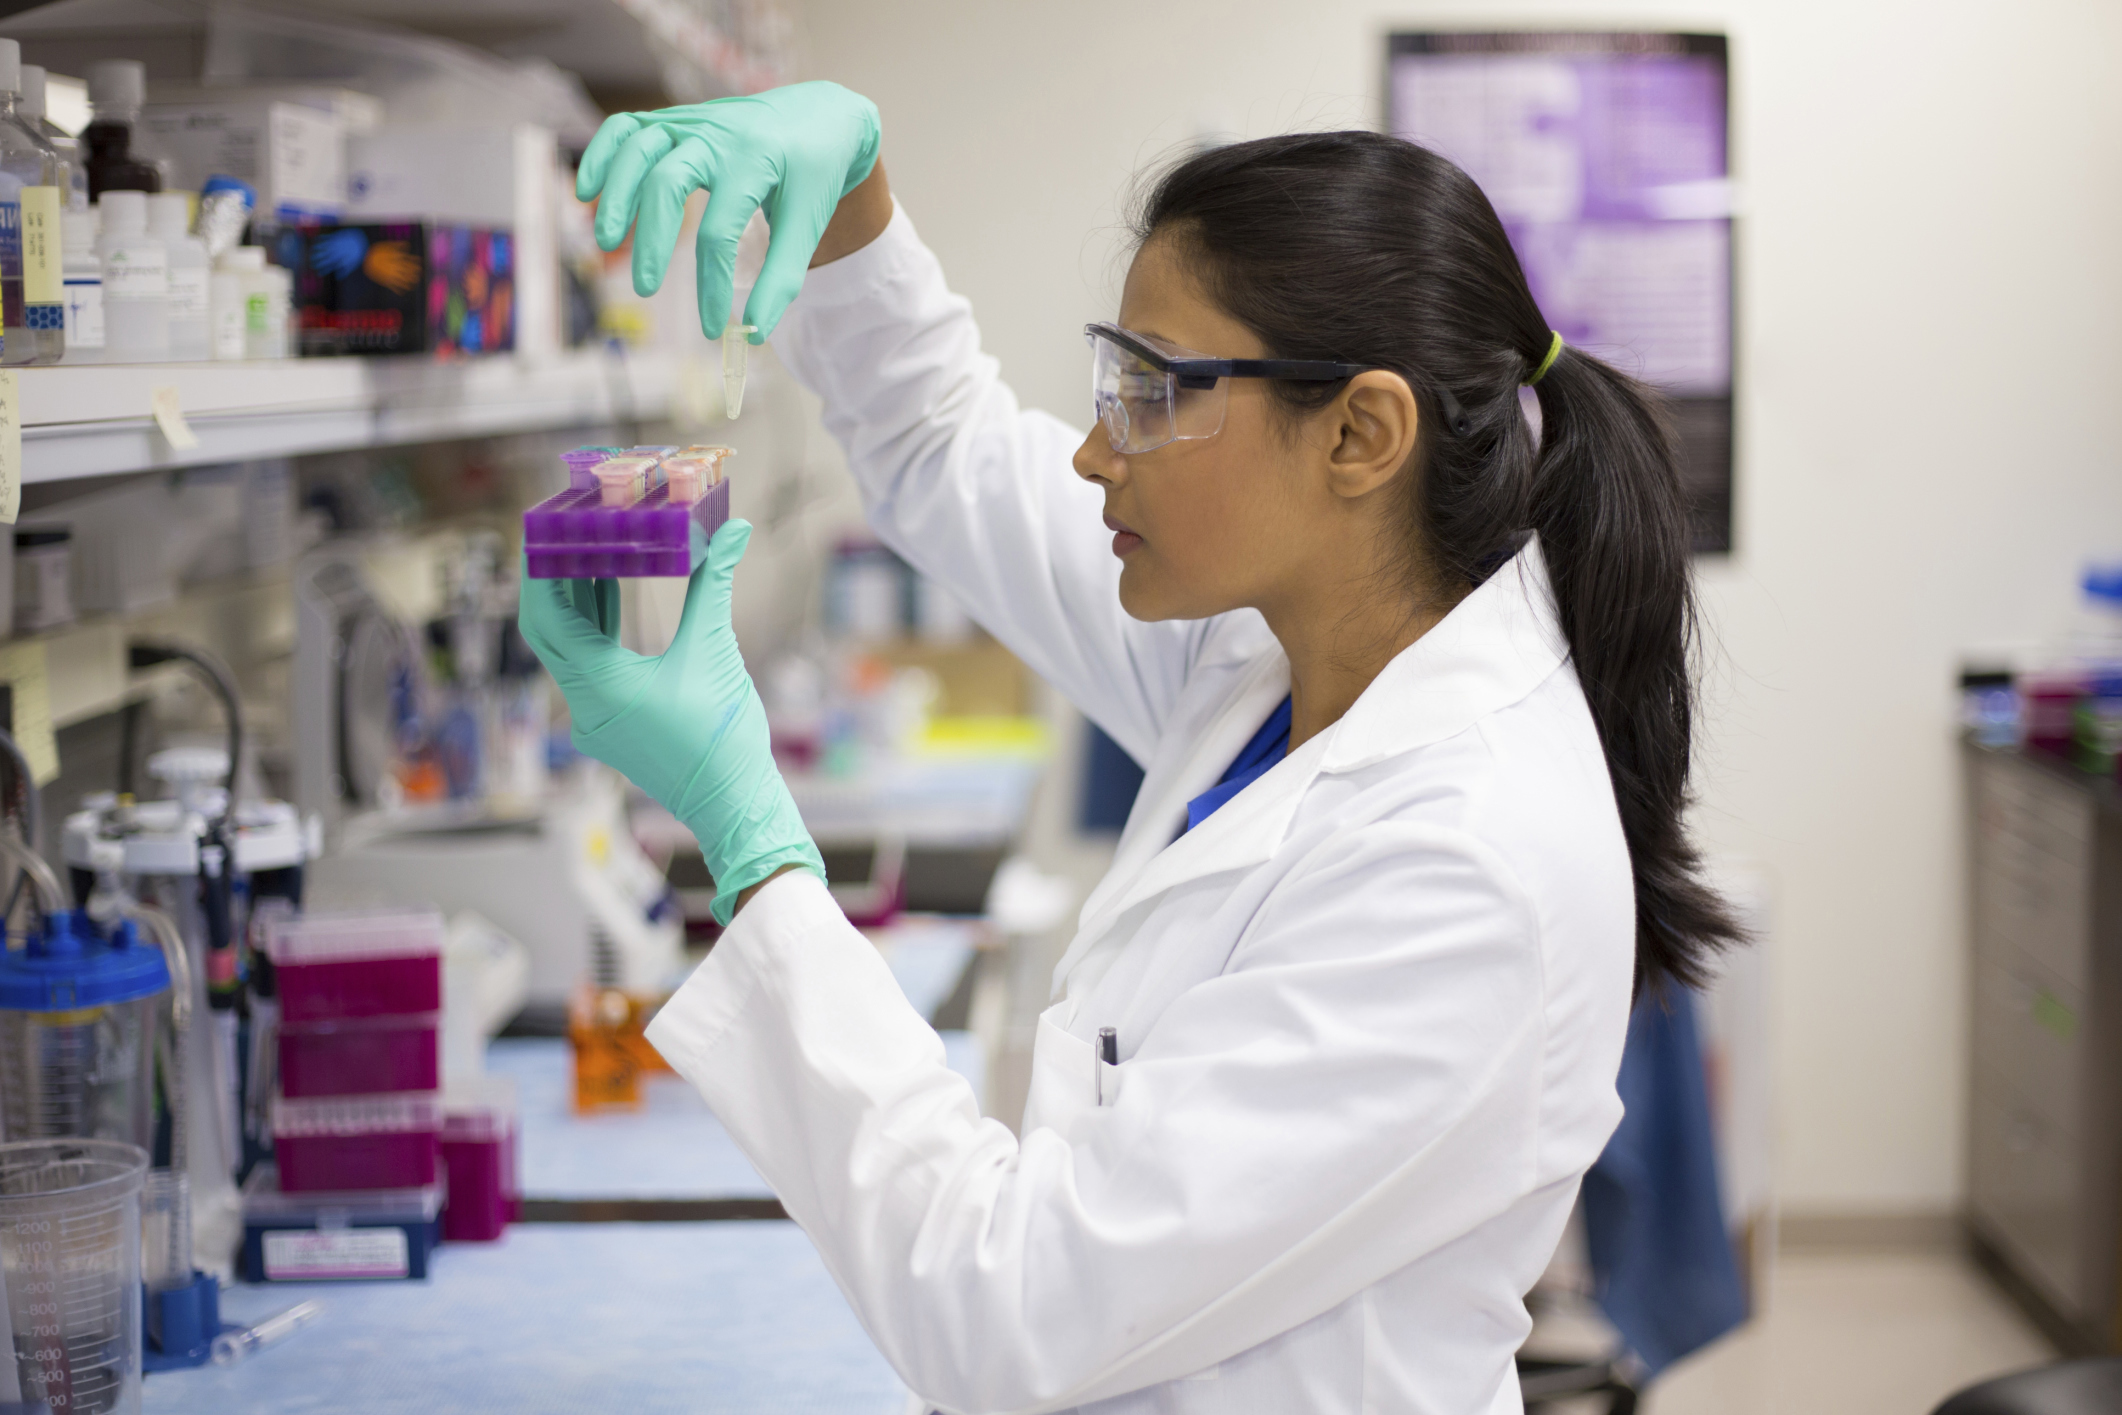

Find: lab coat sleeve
646;823;1550;1414
770;203;1198;763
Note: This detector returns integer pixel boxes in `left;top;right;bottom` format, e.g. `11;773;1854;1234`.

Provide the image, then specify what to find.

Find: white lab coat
645;203;1636;1415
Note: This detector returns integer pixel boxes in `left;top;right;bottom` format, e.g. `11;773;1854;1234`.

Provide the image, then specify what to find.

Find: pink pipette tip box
523;445;731;579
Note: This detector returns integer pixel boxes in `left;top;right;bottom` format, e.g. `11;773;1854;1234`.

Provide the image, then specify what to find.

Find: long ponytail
1137;131;1743;989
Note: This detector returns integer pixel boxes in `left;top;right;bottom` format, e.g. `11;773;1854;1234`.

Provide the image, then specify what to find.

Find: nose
1073;425;1126;487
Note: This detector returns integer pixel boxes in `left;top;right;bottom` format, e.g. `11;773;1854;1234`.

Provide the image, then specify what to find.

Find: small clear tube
211;1300;322;1366
723;324;758;419
665;446;734;505
142;1171;191;1291
592;456;655;508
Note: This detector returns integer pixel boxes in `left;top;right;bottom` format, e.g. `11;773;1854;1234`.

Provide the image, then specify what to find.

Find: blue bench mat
145;1222;907;1415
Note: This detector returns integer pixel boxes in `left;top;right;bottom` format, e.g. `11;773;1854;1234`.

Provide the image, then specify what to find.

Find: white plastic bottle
60;204;100;359
250;258;290;360
209;246;255;361
147;192;207;357
96;189;167;359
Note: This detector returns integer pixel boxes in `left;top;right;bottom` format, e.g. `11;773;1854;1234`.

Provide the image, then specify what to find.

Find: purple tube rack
523;450;731;579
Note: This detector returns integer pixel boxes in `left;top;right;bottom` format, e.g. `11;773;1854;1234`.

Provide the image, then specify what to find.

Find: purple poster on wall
1389;33;1733;552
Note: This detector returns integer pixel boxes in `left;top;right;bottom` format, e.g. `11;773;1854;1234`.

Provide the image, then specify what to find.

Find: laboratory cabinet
1963;740;2122;1354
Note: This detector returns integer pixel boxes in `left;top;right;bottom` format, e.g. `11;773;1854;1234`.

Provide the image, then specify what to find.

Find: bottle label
103;248;167;298
64;278;102;348
19;188;61;328
0;200;21;332
213;288;245;359
246;290;269;332
168;266;208;321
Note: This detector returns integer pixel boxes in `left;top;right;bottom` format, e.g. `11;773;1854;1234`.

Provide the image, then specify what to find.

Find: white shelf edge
20;349;678;484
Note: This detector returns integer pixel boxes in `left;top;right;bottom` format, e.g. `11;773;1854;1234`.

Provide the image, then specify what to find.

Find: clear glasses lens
1087;329;1230;454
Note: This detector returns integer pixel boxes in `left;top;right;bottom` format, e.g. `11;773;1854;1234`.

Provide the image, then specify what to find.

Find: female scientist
520;81;1742;1414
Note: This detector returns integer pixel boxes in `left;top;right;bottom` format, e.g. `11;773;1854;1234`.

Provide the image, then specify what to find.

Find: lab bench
144;920;986;1409
1962;739;2122;1354
142;1223;908;1415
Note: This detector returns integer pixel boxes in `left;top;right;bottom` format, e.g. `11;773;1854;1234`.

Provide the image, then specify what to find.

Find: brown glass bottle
83;122;160;200
82;59;160;201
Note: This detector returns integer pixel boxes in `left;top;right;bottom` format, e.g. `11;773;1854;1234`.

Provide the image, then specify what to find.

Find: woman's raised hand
576;81;882;343
517;521;826;925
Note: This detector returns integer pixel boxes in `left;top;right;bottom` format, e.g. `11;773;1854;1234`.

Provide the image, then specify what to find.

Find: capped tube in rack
664;446;733;505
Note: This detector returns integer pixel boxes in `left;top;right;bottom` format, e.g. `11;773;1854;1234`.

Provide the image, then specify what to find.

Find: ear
1324;371;1420;501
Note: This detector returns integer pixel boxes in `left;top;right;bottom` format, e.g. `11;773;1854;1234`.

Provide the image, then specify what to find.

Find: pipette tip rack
523;445;733;579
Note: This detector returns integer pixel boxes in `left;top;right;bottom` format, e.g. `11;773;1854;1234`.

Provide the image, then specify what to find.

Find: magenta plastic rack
522;452;731;578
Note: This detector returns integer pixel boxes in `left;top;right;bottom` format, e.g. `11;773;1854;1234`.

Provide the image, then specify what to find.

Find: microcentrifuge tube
211;1300;322;1366
723;323;758;419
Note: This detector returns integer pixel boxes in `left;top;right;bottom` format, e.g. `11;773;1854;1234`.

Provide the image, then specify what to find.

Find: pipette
210;1300;322;1366
723;323;758;419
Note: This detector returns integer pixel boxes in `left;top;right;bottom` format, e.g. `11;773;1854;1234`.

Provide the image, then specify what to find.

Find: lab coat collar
1056;536;1568;1001
1319;534;1568;774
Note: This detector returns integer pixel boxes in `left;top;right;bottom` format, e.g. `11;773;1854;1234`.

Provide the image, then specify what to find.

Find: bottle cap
2085;563;2122;606
0;910;171;1011
86;59;144;111
200;175;254;208
147;192;191;240
0;41;19;99
19;64;44;121
218;245;266;272
99;189;147;238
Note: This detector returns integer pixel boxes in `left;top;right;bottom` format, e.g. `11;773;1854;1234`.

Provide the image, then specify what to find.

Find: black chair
1931;1359;2122;1415
1517;1354;1638;1414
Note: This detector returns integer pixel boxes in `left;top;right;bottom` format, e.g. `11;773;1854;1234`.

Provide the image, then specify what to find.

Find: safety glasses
1085;322;1370;454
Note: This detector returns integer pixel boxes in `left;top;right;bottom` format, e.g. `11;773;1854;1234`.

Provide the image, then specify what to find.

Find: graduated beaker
0;1138;147;1414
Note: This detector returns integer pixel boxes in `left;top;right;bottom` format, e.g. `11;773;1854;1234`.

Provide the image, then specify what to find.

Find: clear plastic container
271;1091;441;1192
277;1012;440;1098
240;1163;441;1282
0;912;170;1155
266;909;444;1022
0;1138;148;1414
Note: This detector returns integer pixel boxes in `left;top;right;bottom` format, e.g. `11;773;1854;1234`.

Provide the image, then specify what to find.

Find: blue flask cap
0;910;171;1011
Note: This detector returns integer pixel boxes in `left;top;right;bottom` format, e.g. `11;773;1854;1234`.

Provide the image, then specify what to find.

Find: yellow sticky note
150;384;199;452
0;369;16;524
0;641;60;786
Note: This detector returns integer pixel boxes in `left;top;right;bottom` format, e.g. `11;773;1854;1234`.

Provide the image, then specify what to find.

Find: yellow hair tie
1528;331;1564;386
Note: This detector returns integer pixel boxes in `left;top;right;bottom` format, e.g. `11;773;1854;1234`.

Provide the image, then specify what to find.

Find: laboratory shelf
144;1223;906;1415
21;348;678;483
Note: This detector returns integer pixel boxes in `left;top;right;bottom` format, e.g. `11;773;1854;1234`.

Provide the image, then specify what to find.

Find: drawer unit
1962;742;2122;1354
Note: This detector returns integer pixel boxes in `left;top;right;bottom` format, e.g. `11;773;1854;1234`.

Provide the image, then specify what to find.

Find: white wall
784;0;2122;1214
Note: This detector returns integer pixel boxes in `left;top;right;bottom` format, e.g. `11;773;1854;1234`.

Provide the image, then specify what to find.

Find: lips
1103;512;1142;557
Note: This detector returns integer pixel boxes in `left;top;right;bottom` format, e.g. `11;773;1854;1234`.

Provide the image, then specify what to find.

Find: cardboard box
289;221;514;357
345;124;557;355
141;98;345;222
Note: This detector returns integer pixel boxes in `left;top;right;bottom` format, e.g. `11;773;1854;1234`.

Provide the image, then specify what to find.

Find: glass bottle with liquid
82;60;161;202
0;41;64;364
17;66;86;211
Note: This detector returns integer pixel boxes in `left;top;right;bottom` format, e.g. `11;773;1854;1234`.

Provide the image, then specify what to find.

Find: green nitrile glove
577;80;882;343
519;521;824;925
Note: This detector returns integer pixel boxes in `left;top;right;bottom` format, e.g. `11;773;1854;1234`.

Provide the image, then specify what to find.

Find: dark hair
1135;131;1741;991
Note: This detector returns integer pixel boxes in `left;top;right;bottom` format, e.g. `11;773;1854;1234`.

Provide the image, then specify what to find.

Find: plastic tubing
0;833;64;917
0;726;41;849
125;902;192;1175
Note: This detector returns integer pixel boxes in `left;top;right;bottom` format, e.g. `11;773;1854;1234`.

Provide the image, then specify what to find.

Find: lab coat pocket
1022;1004;1096;1135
